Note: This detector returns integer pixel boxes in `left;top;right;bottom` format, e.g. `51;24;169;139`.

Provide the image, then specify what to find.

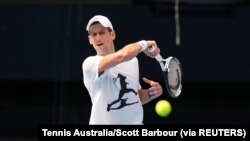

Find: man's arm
98;42;141;74
98;40;159;75
139;89;151;105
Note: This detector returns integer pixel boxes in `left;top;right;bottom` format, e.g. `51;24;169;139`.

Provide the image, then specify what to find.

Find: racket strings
169;69;180;90
167;59;182;97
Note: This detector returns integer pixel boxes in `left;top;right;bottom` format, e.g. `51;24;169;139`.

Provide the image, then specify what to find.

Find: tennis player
82;15;163;124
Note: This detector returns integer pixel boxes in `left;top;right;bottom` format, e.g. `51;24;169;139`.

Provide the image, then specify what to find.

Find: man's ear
88;35;93;45
111;30;116;40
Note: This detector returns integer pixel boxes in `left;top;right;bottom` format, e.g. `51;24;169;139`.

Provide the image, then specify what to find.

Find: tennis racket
148;47;183;98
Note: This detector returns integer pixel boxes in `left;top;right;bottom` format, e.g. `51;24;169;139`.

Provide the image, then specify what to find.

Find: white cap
86;15;113;32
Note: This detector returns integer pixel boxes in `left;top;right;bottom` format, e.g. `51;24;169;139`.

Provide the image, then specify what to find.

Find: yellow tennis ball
155;100;172;117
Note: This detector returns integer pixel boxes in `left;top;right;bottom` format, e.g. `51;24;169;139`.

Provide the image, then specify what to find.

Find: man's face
88;23;115;53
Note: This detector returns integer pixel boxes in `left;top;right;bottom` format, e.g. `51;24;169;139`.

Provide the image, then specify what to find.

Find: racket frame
155;54;182;98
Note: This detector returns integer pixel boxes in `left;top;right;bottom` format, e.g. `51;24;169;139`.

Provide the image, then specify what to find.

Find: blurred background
1;0;250;140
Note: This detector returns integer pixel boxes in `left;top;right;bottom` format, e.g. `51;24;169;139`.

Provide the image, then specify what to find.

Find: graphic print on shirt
107;73;139;111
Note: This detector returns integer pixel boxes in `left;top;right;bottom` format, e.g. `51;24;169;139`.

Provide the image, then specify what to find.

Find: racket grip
148;46;163;62
154;54;163;62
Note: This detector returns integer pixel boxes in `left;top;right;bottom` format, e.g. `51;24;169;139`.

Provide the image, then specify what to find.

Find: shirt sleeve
82;56;102;90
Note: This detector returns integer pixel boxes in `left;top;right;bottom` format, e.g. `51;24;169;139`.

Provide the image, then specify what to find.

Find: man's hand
143;40;160;58
143;77;163;100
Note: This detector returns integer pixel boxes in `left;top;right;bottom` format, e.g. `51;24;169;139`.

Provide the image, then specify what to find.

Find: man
82;15;163;124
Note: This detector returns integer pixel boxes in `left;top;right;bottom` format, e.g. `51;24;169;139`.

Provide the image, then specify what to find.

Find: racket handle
154;54;163;62
148;46;163;62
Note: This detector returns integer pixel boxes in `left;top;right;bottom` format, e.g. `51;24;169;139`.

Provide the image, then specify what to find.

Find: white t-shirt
82;55;143;125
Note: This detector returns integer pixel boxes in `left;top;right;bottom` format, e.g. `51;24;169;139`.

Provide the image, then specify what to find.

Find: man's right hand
143;40;160;58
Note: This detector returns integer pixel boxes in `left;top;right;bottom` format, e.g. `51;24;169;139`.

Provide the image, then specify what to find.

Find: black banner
37;125;249;139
